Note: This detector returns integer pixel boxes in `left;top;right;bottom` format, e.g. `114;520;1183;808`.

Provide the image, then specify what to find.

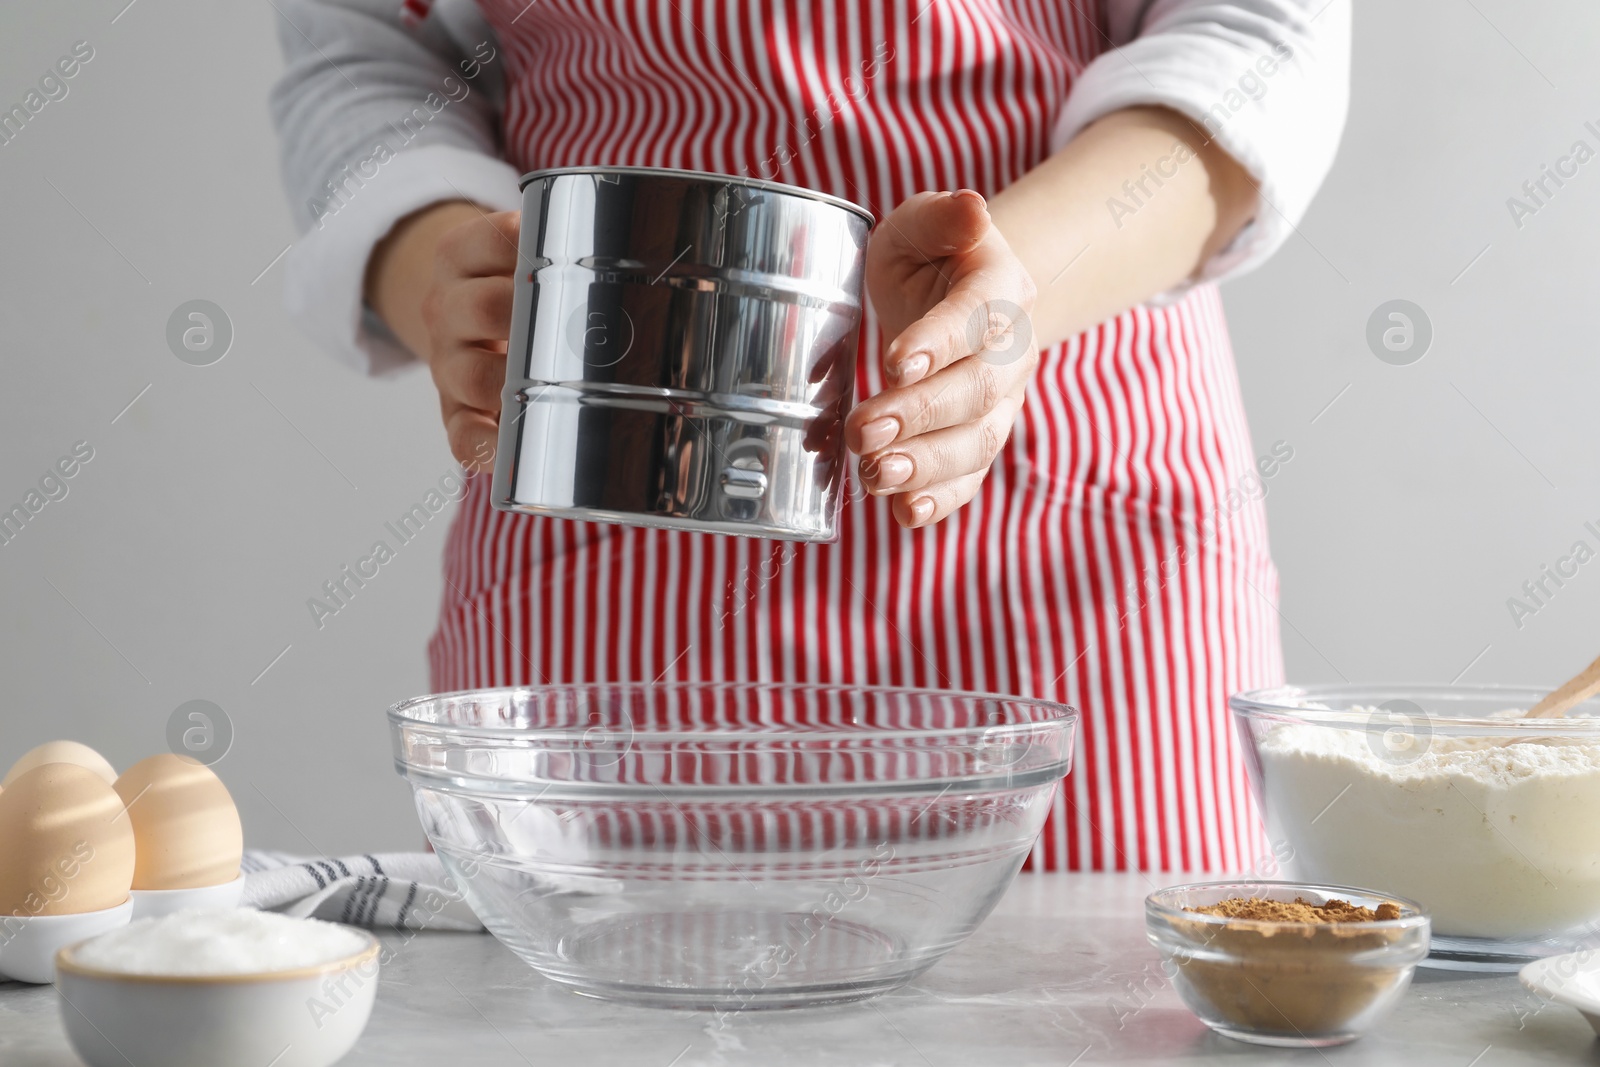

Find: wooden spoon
1525;651;1600;719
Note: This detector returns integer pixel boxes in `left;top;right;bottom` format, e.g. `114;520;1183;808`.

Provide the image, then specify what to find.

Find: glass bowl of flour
1232;684;1600;971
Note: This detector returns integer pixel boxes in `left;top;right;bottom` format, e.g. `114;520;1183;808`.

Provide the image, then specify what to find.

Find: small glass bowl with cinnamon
1146;881;1431;1048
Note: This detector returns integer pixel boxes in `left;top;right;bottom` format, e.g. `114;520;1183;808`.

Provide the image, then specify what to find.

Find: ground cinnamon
1172;897;1410;1038
1190;896;1403;924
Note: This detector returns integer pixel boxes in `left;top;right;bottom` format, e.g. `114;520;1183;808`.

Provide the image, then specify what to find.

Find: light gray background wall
1;1;1595;855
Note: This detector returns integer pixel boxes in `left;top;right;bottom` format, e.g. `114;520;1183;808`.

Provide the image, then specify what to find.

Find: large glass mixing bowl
390;682;1076;1008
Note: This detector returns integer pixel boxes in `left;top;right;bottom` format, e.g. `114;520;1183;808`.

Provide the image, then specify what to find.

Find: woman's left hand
848;190;1039;529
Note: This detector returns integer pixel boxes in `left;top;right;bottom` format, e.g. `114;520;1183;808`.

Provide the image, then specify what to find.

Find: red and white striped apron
422;0;1284;872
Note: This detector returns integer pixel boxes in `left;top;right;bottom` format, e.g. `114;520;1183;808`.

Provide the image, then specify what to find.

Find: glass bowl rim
388;681;1078;744
1146;880;1431;932
1231;683;1600;734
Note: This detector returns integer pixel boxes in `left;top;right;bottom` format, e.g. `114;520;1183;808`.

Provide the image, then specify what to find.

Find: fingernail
895;353;930;386
873;453;913;490
909;497;935;525
951;188;986;205
857;416;899;454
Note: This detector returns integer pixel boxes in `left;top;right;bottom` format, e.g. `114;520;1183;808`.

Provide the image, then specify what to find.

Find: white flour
1258;718;1600;940
73;910;369;975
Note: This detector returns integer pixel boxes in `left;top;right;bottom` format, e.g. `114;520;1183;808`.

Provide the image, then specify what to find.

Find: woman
271;0;1349;872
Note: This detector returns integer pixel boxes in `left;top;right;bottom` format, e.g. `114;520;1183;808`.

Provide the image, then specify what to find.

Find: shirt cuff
1051;10;1348;300
281;144;523;376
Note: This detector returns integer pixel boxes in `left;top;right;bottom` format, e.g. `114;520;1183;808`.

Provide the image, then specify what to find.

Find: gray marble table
3;874;1596;1065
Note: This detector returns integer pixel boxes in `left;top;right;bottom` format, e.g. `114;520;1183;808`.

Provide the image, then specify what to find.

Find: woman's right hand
365;200;521;470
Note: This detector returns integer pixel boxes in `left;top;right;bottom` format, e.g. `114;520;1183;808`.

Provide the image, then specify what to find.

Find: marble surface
3;874;1596;1066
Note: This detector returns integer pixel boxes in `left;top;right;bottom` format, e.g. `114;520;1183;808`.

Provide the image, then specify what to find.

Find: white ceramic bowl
0;899;133;984
55;931;380;1067
1521;950;1600;1035
129;872;245;921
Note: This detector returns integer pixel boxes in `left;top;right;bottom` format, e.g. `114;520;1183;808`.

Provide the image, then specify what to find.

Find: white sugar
73;910;369;976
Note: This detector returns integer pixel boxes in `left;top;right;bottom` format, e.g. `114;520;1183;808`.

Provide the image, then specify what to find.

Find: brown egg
4;741;117;787
113;754;243;890
0;763;136;916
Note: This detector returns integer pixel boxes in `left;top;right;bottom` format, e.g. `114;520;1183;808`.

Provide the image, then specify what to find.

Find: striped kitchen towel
241;851;484;932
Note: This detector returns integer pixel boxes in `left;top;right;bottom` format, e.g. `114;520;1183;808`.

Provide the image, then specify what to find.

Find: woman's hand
365;200;520;470
848;190;1039;529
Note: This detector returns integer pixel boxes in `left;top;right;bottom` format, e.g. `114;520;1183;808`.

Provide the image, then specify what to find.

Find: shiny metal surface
492;166;873;542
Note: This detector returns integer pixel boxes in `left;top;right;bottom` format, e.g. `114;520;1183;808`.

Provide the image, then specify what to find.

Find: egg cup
129;872;245;921
0;898;134;985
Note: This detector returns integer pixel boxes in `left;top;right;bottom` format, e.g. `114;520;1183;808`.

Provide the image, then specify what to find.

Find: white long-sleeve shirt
269;0;1351;375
